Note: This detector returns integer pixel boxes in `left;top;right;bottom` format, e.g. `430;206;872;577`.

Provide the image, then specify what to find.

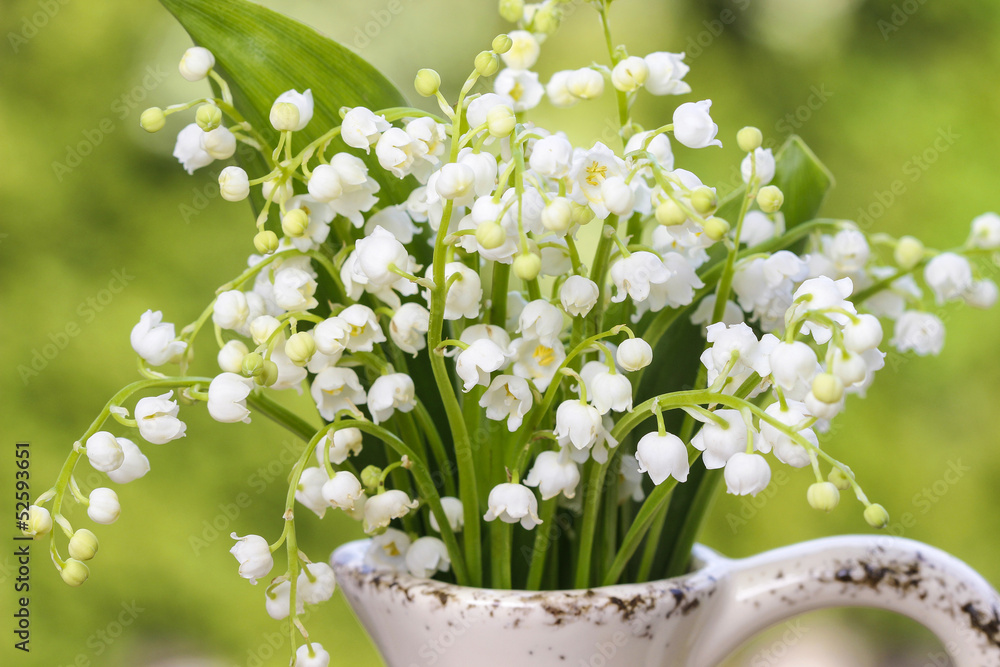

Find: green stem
524;497;558;590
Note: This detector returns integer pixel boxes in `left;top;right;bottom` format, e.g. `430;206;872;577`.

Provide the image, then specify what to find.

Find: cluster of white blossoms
30;1;998;664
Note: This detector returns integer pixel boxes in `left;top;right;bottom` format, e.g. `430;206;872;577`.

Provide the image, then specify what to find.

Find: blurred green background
2;0;999;665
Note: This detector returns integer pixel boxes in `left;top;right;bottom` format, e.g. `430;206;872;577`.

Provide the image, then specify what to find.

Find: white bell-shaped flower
354;226;409;288
297;562;337;604
965;279;999;309
85;432;124;473
517;299;564;347
321;471;365;511
611;56;649;92
560;275;599;317
768;341;819;398
389;303;430;356
635;432;690;485
610;251;671;304
791;276;857;344
273;89;313;131
87;488;120;525
229;533;273;585
364;490;419;534
338;304;386;352
566;67;604;99
135;391;186;444
479;375;533;431
456;339;508;391
483;483;542;529
106;438;150;484
265;580;304;621
625;130;674;170
405;537;451;578
554;399;604;452
293;643;330;667
219;166;250;202
524;450;580;500
436;263;483;321
529;134;574;179
690;409;750;469
315;428;363;466
925;252;973;305
501;30;540;69
173;123;213;173
429;496;464;533
200;126;236;160
131;310;187;366
971;212;1000;249
757;400;814;468
643;52;691;96
217;340;249;373
207;372;253;424
672;100;722;149
724;452;771;496
891;311;945;356
740;148;775;185
311;367;366;420
616;338;653;372
589;368;633;414
842;313;883;353
367;373;416;424
366;528;411;571
295;467;330;518
600;176;636;217
341;107;390;153
273;267;319;312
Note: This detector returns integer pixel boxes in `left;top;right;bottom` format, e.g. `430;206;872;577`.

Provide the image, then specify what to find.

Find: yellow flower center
533;345;556;367
585;161;607;187
509;81;524;102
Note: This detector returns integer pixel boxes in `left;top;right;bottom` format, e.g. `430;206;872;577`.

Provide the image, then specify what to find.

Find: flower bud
690;187;718;215
269;101;300;132
140;107;166;133
85;432;124;473
414;69;441;98
616;338;653;372
254;230;279;255
178;46;214;82
811;372;844;404
498;0;524;22
894;235;924;269
807;482;840;512
242;352;265;378
360;465;383;494
61;559;90;587
487;105;517;137
532;4;562;34
475;51;501;77
24;505;52;538
864;503;890;529
255;359;279;387
195;103;223;131
737;126;763;152
219;166;250;202
571;202;595;226
284;332;316;367
655;199;687;226
541;198;573;234
611;56;649;92
828;467;852;491
492;34;513;54
68;529;100;561
703;216;730;241
218;340;248;374
475;221;506;250
281;208;310;238
513;251;542;281
757;185;784;213
87;488;121;525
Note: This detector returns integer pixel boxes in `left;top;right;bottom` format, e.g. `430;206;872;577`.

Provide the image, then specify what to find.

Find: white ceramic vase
331;535;1000;666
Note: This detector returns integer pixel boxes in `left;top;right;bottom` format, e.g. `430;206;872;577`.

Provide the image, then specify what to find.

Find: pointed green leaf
160;0;412;214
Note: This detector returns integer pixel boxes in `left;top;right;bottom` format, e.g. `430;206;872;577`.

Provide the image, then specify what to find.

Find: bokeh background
3;0;999;665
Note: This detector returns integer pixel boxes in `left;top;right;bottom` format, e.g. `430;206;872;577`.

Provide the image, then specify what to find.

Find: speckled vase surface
331;535;1000;667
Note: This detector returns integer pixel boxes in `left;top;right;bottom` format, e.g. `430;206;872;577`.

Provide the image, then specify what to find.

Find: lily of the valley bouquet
23;0;1000;664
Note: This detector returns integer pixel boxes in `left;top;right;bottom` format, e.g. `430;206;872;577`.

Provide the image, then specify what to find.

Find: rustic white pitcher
331;535;1000;666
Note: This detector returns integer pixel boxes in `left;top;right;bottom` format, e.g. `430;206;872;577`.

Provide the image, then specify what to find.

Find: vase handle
687;535;1000;667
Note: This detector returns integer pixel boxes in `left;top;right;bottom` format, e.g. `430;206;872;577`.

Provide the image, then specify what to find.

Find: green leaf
160;0;412;217
716;134;834;228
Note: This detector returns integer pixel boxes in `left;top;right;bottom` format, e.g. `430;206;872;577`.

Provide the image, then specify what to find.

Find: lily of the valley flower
131;310;187;366
524;450;580;500
341;107;390;153
672;100;722;149
483;483;542;529
135;391;186;444
364;490;419;534
367;373;416;424
322;471;365;511
87;488;121;525
297;562;337;604
85;432;124;473
106;439;150;484
635;432;690;485
311;367;367;420
405;537;451;578
428;496;464;534
690;408;751;469
456;339;508;391
724;452;772;496
208;373;254;424
560;275;600;317
293;643;331;667
479;375;533;431
229;533;273;585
